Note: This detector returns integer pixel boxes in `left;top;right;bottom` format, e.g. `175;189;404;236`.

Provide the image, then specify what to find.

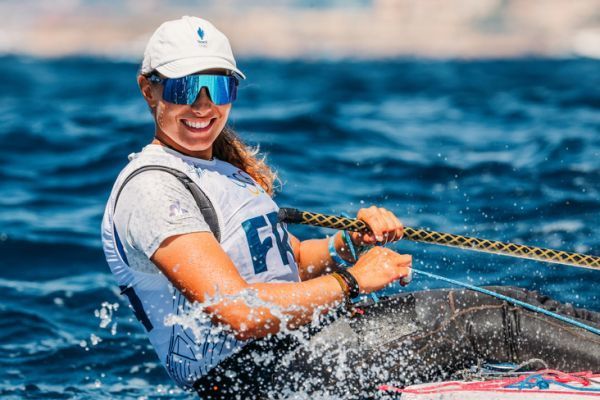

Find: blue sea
0;56;598;399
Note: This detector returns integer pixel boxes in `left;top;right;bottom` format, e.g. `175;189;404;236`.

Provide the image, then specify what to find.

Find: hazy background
1;0;599;59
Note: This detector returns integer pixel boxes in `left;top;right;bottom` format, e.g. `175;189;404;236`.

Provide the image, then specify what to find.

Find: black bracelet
336;269;360;299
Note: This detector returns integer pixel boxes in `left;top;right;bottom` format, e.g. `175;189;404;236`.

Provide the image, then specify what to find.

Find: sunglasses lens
162;75;237;105
206;75;237;105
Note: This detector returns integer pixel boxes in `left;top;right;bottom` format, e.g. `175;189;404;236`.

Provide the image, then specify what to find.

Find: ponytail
212;125;278;196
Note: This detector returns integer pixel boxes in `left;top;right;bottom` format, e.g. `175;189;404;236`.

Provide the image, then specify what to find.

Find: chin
173;135;216;156
158;123;224;157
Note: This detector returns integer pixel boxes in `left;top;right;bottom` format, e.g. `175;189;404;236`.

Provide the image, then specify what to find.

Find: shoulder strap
114;165;221;242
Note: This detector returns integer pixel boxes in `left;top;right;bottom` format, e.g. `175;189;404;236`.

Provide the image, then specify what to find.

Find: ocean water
0;56;598;399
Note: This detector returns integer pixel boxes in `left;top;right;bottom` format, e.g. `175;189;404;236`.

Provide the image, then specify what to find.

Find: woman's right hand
348;247;412;294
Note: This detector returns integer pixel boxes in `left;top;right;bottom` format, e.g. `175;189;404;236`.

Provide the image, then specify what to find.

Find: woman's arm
290;234;354;280
152;231;411;341
152;232;345;340
291;206;406;280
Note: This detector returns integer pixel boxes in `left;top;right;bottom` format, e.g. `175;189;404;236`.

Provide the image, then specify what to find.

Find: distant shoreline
0;53;596;63
1;0;598;59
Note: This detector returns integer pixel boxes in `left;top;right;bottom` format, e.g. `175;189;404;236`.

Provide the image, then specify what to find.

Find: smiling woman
101;15;411;399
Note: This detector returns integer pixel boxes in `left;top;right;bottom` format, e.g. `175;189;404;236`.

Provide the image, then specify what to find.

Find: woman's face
138;70;232;159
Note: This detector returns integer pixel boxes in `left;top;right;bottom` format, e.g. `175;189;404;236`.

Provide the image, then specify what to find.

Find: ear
138;75;159;109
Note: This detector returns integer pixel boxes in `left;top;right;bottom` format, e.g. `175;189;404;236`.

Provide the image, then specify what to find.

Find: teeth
184;120;210;129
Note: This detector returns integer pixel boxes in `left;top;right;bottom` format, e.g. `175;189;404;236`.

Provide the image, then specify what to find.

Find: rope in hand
278;207;600;336
278;208;600;270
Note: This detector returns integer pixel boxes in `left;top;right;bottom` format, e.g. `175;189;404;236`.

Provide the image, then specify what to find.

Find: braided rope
290;210;600;270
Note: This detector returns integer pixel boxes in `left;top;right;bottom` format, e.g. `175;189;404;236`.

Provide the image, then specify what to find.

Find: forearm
296;234;356;280
212;274;346;340
252;274;345;326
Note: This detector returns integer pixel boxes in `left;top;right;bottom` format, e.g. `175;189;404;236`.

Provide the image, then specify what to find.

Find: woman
103;16;599;400
102;15;410;397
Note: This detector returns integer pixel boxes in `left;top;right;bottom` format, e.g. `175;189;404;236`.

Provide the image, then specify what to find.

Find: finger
352;227;376;245
378;209;400;243
397;253;412;286
369;208;391;244
352;229;379;246
375;209;399;243
349;231;362;246
357;207;383;244
396;253;412;265
363;208;387;243
384;209;404;242
360;231;378;245
400;268;413;286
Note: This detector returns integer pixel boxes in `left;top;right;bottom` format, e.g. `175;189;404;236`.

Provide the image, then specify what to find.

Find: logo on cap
197;27;208;46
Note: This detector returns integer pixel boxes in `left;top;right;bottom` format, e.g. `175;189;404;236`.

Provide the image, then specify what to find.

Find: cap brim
156;56;246;80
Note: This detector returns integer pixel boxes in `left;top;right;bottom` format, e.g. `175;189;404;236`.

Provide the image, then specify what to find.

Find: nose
191;88;214;111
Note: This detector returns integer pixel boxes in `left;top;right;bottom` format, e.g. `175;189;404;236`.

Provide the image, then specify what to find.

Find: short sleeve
113;171;212;258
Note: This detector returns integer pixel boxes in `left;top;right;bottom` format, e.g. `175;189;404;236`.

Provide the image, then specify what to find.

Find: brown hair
213;125;278;196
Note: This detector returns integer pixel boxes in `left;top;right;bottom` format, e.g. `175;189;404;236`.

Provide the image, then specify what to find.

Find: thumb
400;268;413;286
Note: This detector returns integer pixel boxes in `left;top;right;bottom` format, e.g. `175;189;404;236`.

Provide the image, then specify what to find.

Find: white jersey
101;144;299;389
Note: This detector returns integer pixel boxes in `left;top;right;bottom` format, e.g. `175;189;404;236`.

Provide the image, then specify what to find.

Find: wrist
348;231;372;256
333;270;360;299
334;231;357;264
349;231;361;247
331;272;350;299
329;233;350;267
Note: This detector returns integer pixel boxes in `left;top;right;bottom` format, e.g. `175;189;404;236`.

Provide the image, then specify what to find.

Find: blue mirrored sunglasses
148;74;238;105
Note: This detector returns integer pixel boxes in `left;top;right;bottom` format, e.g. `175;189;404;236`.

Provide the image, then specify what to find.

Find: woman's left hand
349;206;404;246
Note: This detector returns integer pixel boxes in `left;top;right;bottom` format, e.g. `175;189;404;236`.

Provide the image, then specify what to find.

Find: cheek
156;106;164;127
215;105;232;127
155;102;179;128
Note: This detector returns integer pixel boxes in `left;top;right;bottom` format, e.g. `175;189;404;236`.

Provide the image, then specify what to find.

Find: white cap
141;16;245;79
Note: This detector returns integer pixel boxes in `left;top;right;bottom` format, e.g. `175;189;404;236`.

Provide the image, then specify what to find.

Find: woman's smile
181;117;216;133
